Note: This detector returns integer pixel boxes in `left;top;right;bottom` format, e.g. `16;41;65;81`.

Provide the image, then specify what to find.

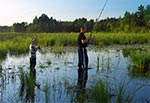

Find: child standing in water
29;38;41;68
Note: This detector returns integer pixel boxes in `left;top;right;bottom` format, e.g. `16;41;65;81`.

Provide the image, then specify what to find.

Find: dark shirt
29;44;38;58
78;33;87;48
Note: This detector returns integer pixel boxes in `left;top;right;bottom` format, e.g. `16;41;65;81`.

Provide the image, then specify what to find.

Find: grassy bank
0;32;150;59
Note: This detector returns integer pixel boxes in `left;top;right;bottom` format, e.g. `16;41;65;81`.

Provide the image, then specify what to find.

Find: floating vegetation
39;64;46;68
46;60;52;65
55;67;60;70
122;47;148;58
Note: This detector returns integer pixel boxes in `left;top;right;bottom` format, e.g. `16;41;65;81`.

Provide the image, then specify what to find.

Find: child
29;38;41;68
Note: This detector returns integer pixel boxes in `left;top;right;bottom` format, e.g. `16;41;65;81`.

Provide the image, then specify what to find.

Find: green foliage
115;80;134;103
0;26;11;32
1;32;150;60
90;80;110;103
93;33;150;46
19;68;35;102
88;80;136;103
12;22;27;32
1;5;150;33
130;51;150;76
44;80;50;103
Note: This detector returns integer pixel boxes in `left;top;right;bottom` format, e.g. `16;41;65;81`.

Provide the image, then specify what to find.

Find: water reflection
76;67;88;103
0;47;150;102
77;67;88;89
0;63;4;102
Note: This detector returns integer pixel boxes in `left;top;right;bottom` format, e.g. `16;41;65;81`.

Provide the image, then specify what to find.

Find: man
77;26;92;88
29;38;41;68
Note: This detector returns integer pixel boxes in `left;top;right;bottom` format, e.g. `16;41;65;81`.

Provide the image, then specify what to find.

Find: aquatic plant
44;80;50;103
97;55;100;70
90;80;110;103
130;51;150;76
19;68;35;102
1;32;150;59
115;81;134;103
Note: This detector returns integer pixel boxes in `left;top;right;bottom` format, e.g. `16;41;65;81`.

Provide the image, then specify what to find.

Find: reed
90;80;110;103
115;81;134;103
19;68;35;102
44;80;50;103
97;55;100;70
0;32;150;60
93;32;150;46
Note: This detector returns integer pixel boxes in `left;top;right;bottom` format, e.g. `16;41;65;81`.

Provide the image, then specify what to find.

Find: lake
0;46;150;103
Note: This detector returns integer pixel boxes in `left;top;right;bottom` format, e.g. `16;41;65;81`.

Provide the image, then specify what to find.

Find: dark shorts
30;57;36;68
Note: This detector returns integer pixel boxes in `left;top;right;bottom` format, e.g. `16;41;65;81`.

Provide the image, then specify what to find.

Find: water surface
0;47;150;102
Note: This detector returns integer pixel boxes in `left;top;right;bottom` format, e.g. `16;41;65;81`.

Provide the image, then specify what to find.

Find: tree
12;22;27;32
12;5;150;33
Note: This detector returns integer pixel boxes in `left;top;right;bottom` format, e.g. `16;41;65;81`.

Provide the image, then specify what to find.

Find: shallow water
0;47;150;103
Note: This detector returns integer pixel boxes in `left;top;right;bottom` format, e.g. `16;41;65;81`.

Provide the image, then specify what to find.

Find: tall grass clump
130;51;150;76
115;80;134;103
43;80;50;103
87;78;140;103
19;68;35;102
90;80;110;103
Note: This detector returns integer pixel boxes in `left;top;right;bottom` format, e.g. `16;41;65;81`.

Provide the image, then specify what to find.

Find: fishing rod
81;0;109;87
88;0;109;43
89;0;109;34
96;0;108;22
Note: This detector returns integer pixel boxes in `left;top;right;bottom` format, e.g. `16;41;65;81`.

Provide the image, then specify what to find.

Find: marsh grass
87;78;143;103
1;32;150;60
115;80;134;103
43;80;50;103
90;80;110;103
93;33;150;46
19;68;35;102
130;51;150;76
97;55;100;70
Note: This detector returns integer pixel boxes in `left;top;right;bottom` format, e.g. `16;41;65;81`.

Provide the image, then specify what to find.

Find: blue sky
0;0;149;26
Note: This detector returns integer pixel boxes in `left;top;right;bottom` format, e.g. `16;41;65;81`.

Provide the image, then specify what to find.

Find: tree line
0;5;150;33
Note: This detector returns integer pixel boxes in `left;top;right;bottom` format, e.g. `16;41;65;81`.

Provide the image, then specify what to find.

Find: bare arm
81;34;92;44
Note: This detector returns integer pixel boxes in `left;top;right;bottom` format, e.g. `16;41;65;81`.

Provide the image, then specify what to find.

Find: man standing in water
29;38;41;69
77;26;92;89
29;37;41;87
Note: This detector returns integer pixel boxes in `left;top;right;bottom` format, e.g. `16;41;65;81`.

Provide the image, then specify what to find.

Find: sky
0;0;149;26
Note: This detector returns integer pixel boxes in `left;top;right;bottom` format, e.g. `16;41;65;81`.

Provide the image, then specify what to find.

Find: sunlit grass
93;32;150;46
0;32;150;64
0;32;150;60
